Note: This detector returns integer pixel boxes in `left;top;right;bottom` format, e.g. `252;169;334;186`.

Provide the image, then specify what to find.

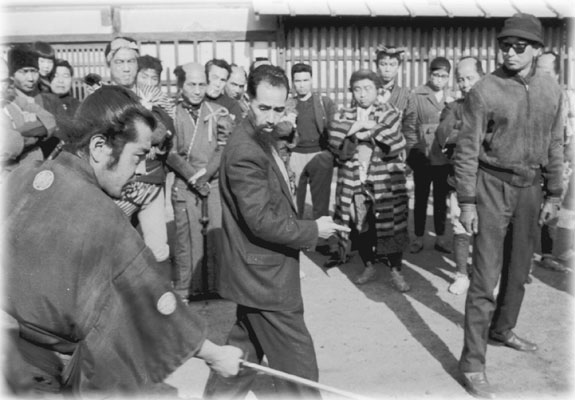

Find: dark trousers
459;170;542;373
541;224;553;255
413;164;451;237
203;305;320;399
296;151;334;219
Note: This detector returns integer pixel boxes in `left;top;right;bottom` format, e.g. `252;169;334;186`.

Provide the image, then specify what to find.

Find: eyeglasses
430;72;449;79
499;41;530;54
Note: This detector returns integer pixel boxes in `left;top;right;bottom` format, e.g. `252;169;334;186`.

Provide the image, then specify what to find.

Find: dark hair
32;41;55;60
349;69;382;90
375;45;403;65
291;63;312;79
246;64;289;99
65;85;156;166
83;73;102;86
173;65;186;89
205;59;231;80
49;59;74;81
138;55;163;76
540;51;560;75
458;56;485;76
249;57;271;74
430;56;451;73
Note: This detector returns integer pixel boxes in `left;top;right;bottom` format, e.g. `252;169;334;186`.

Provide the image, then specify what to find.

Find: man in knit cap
454;13;564;398
6;45;56;166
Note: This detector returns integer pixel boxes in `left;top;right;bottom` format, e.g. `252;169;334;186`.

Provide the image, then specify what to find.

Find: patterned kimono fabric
330;102;409;262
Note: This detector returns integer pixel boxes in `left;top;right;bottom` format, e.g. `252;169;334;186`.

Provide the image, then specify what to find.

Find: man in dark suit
203;65;348;399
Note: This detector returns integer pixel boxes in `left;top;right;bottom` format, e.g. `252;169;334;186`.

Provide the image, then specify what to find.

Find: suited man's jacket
218;116;319;311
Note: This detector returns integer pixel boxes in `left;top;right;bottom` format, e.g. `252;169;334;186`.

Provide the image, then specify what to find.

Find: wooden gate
282;16;573;107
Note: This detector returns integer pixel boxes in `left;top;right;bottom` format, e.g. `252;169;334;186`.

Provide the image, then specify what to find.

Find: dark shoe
488;331;537;352
409;237;424;253
324;255;343;269
461;372;496;399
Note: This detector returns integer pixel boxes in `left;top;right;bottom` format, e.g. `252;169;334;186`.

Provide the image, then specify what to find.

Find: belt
18;320;83;392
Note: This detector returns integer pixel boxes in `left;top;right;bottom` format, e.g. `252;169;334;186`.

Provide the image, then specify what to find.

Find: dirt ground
166;210;575;400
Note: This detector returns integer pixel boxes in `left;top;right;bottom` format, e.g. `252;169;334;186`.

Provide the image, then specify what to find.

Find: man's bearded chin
253;124;281;151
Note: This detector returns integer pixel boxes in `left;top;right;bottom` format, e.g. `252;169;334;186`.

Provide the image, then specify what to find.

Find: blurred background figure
32;41;56;93
535;51;575;272
406;56;455;254
435;56;484;294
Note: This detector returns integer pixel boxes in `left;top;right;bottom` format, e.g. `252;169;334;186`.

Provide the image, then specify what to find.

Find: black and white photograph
1;0;574;399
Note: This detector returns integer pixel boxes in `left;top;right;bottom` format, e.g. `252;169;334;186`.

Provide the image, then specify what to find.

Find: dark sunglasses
499;41;530;54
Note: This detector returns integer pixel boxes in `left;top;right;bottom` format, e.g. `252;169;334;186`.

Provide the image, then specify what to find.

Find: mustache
253;123;281;152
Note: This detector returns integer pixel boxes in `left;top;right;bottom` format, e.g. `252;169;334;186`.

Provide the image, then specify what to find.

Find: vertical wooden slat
174;39;180;67
193;40;199;63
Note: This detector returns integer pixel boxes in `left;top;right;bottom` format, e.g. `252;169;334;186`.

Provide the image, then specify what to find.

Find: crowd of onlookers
1;12;574;398
1;31;573;300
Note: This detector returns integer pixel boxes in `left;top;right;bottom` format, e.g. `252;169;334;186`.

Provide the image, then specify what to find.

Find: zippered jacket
455;66;564;204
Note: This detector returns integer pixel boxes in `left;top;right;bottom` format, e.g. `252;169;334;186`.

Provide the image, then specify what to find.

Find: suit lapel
265;149;296;212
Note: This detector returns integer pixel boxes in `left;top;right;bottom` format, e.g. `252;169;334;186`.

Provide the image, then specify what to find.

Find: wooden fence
283;17;574;107
49;31;278;100
5;16;573;106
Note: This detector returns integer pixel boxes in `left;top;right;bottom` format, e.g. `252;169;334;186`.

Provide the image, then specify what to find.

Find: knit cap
497;13;544;45
7;45;39;76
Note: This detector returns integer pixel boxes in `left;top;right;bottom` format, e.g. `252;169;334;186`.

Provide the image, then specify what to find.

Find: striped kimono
329;103;409;258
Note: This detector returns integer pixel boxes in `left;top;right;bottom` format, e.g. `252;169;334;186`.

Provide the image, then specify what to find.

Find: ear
89;134;112;164
534;47;543;58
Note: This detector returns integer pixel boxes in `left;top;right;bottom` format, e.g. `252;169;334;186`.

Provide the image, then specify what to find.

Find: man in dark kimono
2;85;241;396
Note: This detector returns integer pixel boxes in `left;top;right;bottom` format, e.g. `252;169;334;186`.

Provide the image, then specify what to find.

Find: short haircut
49;59;74;81
230;63;248;79
541;51;561;76
249;57;271;74
137;55;163;76
65;85;156;166
430;56;451;73
458;56;485;76
291;63;312;79
205;59;231;79
349;69;382;90
247;64;289;99
32;41;55;60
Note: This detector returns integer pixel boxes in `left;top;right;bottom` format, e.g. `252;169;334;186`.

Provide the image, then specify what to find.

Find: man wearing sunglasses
454;13;564;398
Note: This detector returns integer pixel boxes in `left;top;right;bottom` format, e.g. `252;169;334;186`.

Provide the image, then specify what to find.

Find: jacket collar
57;151;100;189
496;63;538;85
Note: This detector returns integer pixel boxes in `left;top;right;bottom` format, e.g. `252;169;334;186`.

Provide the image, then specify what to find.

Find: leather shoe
488;331;538;352
461;372;496;399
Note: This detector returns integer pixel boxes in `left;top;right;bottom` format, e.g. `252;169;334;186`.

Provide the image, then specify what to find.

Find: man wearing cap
454;13;564;398
5;45;56;167
407;56;455;254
